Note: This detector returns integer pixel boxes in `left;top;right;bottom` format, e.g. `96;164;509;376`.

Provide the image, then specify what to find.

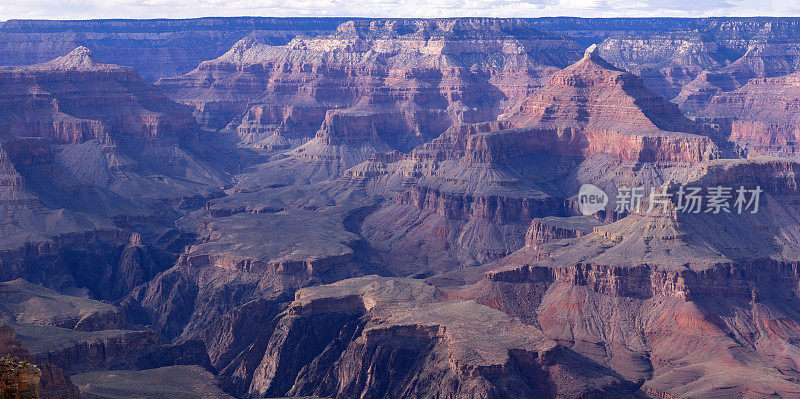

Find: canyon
1;16;800;399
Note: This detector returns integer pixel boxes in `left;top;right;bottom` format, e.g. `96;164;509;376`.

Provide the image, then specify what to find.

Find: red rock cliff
0;46;198;144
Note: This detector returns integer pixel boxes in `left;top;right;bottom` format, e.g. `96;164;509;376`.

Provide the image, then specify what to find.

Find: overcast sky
1;0;799;20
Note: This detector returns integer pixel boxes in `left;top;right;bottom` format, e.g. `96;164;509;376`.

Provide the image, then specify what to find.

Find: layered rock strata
0;47;198;144
0;18;348;81
699;71;800;155
245;276;637;398
360;45;720;271
0;354;40;399
0;324;79;399
159;18;584;184
451;158;800;397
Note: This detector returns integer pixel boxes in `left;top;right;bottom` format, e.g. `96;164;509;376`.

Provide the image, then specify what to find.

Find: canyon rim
1;4;800;399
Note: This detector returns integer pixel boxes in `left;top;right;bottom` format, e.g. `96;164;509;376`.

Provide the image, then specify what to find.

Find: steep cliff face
179;208;360;274
698;71;800;154
541;162;800;269
159;18;582;157
462;260;800;397
0;46;229;303
29;328;160;375
0;324;79;399
462;127;719;165
0;18;348;81
119;204;370;392
0;227;188;302
462;256;800;397
0;143;38;208
359;152;581;270
522;216;603;261
448;157;800;397
0;47;198;144
369;45;719;170
0;354;40;399
498;45;718;164
677;41;800;111
243;276;637;398
511;45;696;133
599;36;717;100
176;19;588;190
121;253;330;393
599;18;800;100
669;46;800;148
0;278;198;383
235;104;328;149
359;46;720;271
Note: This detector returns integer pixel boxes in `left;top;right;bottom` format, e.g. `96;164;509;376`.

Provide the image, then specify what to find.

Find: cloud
0;0;798;20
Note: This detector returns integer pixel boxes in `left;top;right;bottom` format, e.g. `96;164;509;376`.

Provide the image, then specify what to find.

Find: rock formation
523;216;604;261
700;71;800;155
360;45;721;272
71;365;232;398
0;18;348;81
0;324;79;399
598;18;800;100
2;16;800;399
0;46;227;301
0;47;198;144
159;18;584;185
500;44;719;163
246;276;637;398
0;354;40;399
450;157;800;397
0;279;124;331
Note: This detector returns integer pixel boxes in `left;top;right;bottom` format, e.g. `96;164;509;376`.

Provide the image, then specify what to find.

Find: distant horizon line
3;15;800;23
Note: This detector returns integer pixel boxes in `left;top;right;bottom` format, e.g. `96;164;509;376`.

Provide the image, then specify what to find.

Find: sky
1;0;800;20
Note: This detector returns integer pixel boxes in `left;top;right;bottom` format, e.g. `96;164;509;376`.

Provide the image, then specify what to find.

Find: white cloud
0;0;798;20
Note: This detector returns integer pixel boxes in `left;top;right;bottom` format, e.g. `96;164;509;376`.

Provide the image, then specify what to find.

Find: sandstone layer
0;324;79;399
3;17;800;399
359;45;721;272
246;276;637;398
0;18;348;81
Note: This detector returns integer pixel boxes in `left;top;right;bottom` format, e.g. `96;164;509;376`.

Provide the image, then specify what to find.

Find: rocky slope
359;45;720;272
673;40;800;118
501;44;719;163
245;276;637;398
3;17;800;399
0;46;229;301
0;278;215;396
0;279;124;331
0;324;80;399
452;157;800;398
617;19;800;157
521;216;604;261
0;45;226;202
0;18;347;81
71;365;233;398
599;18;800;100
700;71;800;155
159;18;584;186
0;46;198;144
119;201;373;393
